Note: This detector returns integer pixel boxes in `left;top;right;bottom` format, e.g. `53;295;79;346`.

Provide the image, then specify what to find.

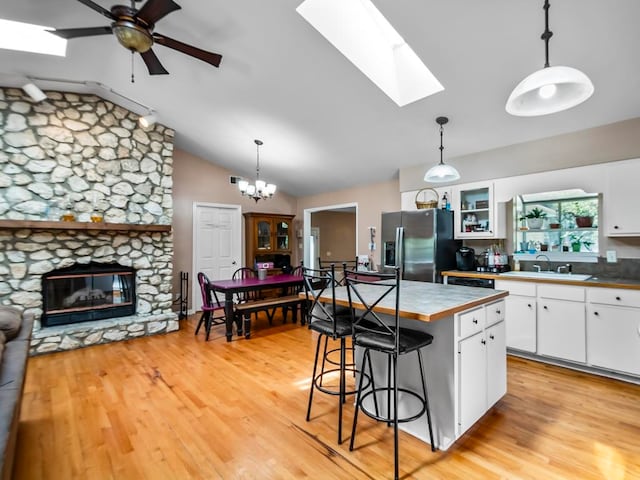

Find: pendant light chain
541;0;553;68
255;140;261;182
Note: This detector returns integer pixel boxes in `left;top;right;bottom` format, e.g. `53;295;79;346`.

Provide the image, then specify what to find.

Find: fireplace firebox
42;262;136;327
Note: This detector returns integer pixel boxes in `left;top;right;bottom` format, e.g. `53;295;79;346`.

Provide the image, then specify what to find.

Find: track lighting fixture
21;82;47;102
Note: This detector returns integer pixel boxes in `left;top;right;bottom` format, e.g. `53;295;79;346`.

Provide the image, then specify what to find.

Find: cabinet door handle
543;305;548;310
594;311;599;316
614;225;619;229
527;303;532;308
615;296;621;301
489;334;495;340
496;309;501;315
472;318;478;324
481;339;486;345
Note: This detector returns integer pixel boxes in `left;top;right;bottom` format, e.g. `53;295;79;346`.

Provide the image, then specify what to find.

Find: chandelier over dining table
238;139;277;202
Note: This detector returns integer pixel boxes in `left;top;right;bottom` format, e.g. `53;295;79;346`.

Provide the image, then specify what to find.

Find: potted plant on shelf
568;232;593;252
520;207;547;230
569;201;595;228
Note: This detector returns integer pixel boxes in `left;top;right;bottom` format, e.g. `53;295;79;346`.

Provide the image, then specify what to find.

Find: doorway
303;203;358;269
192;202;242;312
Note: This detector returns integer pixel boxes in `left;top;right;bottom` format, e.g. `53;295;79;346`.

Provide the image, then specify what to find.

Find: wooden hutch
243;213;296;275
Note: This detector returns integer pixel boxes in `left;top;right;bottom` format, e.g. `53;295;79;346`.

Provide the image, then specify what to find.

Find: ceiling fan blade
153;33;222;67
77;0;116;20
51;26;112;39
140;49;169;75
135;0;181;26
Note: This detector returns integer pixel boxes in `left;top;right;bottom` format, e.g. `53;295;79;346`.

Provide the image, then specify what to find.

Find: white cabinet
495;280;537;352
486;321;507;408
452;181;506;239
586;287;640;376
457;300;506;434
537;284;586;363
605;160;640;236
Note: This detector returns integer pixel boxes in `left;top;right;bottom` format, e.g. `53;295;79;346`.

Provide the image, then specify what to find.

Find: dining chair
345;266;436;480
281;263;304;323
303;264;366;444
195;272;226;341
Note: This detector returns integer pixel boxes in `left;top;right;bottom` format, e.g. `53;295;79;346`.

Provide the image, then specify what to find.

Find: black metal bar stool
302;264;370;444
345;267;436;480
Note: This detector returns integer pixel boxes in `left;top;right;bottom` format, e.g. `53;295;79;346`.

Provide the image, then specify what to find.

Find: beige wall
172;149;297;304
296;179;401;269
312;211;357;264
400;117;640;192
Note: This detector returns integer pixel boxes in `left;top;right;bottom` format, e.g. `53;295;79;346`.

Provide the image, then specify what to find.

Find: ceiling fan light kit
424;116;460;183
52;0;223;77
506;0;594;116
238;140;277;202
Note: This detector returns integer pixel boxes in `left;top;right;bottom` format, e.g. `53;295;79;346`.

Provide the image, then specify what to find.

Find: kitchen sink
499;271;592;281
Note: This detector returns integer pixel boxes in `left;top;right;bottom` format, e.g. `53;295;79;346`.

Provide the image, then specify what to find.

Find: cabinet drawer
458;307;484;339
495;279;536;296
587;287;640;308
537;284;585;302
486;300;505;327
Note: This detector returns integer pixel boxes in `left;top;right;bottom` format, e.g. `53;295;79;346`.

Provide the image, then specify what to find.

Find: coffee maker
455;247;476;271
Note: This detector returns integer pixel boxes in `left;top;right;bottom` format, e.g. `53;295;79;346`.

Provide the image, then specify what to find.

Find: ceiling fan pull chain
131;51;135;83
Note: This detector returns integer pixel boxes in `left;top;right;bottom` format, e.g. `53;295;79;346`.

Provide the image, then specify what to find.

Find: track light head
138;113;157;128
22;82;47;102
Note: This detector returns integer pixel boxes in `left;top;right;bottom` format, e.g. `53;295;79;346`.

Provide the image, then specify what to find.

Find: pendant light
238;139;277;202
506;0;594;116
424;116;460;183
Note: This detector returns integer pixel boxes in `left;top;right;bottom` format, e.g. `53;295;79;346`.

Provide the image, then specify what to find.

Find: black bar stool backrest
344;267;400;350
302;264;343;338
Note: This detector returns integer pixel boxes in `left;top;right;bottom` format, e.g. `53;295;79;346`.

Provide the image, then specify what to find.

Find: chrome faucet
535;254;551;272
557;263;573;274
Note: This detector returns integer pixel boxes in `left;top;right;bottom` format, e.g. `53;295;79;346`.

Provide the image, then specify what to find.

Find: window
514;190;599;262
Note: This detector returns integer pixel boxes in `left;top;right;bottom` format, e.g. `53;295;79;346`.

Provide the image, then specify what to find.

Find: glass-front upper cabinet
257;219;272;250
275;220;290;251
453;181;506;239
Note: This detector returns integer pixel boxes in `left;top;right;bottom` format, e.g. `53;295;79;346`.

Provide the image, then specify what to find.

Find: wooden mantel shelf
0;219;171;233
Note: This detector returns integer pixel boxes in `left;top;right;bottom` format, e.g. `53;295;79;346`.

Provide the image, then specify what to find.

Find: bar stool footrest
358;387;427;424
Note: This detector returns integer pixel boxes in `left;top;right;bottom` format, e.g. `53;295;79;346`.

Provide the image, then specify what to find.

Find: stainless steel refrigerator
381;209;461;282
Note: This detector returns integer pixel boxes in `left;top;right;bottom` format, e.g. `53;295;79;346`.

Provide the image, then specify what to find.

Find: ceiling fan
52;0;223;77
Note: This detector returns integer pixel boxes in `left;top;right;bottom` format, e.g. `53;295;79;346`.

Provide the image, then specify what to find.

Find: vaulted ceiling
2;0;640;197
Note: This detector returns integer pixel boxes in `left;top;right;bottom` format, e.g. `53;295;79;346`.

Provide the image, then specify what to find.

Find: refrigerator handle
395;227;403;271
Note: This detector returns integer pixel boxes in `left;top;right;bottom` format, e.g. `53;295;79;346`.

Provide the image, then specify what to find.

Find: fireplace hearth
42;262;136;327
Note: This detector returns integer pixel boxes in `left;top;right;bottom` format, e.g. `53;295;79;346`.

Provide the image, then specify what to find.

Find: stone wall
0;87;178;354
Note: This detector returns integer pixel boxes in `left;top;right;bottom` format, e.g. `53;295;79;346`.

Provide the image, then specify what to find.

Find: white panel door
587;305;640;376
193;203;241;311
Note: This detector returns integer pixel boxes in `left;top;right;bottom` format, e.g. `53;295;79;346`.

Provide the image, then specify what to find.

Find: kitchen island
320;281;508;451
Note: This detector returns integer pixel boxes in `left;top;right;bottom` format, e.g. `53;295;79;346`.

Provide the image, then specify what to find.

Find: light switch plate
606;250;617;263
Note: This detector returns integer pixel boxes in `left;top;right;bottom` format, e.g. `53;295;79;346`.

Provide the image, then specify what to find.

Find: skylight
0;18;67;56
296;0;443;107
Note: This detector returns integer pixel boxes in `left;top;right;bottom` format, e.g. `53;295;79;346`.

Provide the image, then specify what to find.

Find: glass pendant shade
112;21;153;53
506;65;594;116
424;162;460;183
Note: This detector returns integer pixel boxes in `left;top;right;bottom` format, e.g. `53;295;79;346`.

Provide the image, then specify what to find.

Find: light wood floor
13;312;640;479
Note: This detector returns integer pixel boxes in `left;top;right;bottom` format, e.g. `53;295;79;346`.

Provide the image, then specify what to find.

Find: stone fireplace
0;87;178;355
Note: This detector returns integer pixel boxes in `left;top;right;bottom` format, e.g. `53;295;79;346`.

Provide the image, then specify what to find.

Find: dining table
209;273;304;341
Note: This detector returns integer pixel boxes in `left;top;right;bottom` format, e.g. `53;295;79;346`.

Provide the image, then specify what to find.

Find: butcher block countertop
319;280;508;322
443;270;640;290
